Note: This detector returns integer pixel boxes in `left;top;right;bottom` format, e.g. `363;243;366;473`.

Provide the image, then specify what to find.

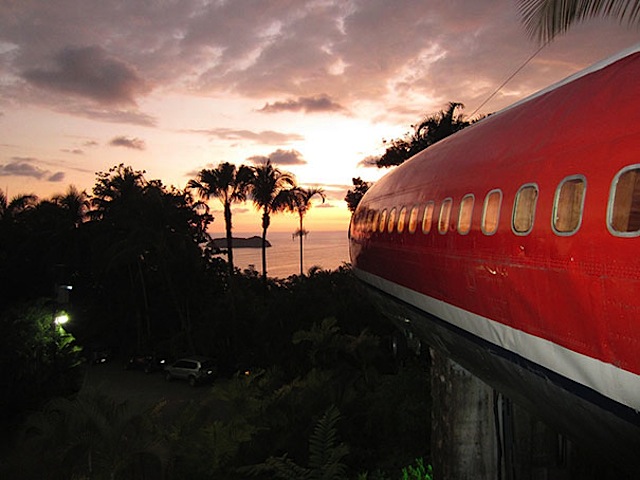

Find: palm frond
518;0;640;42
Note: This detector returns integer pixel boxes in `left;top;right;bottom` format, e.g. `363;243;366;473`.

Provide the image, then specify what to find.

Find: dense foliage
0;165;430;479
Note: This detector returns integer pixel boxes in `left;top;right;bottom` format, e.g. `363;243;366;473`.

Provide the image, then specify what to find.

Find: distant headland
212;236;271;249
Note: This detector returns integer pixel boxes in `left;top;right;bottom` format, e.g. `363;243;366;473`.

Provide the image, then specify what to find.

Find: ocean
221;230;350;278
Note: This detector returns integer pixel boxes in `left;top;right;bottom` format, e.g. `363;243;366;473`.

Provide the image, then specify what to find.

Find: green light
54;313;69;325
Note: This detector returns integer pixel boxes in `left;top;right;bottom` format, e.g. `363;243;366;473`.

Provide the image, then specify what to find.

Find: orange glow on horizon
209;200;352;235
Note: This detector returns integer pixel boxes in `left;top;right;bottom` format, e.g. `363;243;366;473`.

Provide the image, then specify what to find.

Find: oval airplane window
608;165;640;237
379;209;387;233
438;198;453;234
512;184;538;235
352;209;363;234
553;175;586;235
422;202;435;234
371;210;380;232
408;205;420;233
458;194;474;235
364;209;372;232
482;189;502;235
397;207;407;233
387;208;397;233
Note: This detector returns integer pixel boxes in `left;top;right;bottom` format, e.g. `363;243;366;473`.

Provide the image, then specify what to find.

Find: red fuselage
350;47;640;466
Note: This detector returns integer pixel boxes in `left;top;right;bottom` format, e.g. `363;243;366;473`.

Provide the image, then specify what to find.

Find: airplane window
482;189;502;235
379;209;387;233
371;210;380;232
422;202;435;234
458;194;474;235
553;176;586;235
353;209;363;234
608;165;640;236
408;205;420;233
365;209;374;232
438;198;453;234
397;207;407;233
387;208;397;233
512;184;538;235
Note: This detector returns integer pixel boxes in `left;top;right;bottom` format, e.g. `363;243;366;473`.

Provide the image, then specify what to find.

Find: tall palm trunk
261;209;270;283
298;215;304;276
224;202;234;275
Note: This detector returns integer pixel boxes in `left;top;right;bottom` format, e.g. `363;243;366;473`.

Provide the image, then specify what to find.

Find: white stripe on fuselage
354;267;640;413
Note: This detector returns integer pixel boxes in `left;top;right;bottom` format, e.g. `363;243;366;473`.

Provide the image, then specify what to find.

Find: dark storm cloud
258;94;346;113
0;157;64;181
188;128;304;145
247;149;306;166
22;46;151;106
109;136;146;150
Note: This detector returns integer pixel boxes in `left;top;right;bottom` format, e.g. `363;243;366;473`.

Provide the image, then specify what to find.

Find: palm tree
0;189;38;222
518;0;640;41
52;185;91;228
249;159;297;282
289;187;325;276
376;103;471;167
188;162;253;275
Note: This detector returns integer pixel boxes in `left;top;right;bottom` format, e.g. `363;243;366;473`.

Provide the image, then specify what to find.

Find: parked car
124;353;167;373
164;356;216;386
87;345;112;365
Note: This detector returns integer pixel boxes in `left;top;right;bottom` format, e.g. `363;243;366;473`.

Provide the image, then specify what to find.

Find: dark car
87;345;112;365
124;353;167;373
164;356;216;386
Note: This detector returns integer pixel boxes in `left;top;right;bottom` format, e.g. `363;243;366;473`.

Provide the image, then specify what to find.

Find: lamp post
54;313;69;326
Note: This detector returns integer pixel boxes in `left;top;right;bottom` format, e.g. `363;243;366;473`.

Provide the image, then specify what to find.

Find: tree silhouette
0;189;37;222
376;102;471;168
289;187;325;275
52;185;90;228
90;165;211;352
249;159;297;282
344;178;371;214
188;162;253;275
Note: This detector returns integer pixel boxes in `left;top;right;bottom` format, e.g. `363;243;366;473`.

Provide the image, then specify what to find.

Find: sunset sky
1;1;638;234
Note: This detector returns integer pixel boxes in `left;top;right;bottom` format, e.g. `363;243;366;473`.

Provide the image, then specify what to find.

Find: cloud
63;105;157;127
61;148;84;155
22;46;151;106
188;128;304;145
247;149;306;166
2;1;637;126
232;207;251;215
0;157;64;181
47;171;66;182
109;136;146;150
258;94;347;114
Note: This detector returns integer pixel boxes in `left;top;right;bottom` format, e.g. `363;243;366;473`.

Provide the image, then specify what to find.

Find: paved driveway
81;358;229;421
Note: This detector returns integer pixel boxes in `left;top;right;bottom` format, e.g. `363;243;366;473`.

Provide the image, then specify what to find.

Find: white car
164;356;215;386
